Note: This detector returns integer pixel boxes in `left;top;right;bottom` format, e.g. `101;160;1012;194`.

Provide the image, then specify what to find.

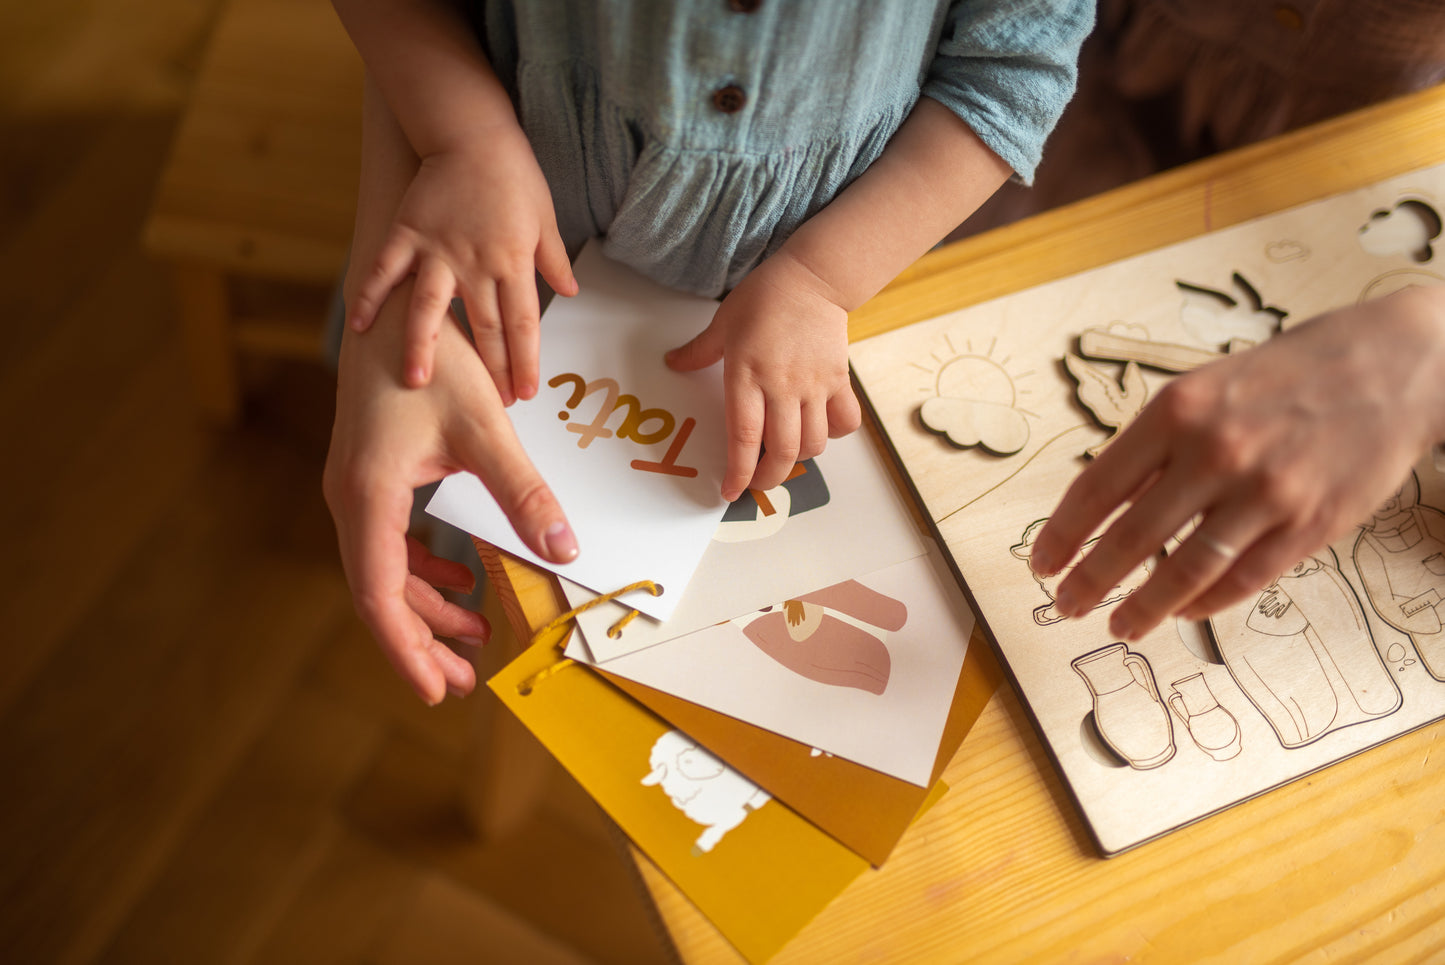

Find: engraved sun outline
911;333;1041;456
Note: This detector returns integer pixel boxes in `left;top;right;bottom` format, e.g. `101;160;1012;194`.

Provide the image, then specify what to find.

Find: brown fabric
954;0;1445;239
1105;0;1445;152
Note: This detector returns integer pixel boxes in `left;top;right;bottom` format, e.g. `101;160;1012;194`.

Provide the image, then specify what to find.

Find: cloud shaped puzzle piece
919;397;1030;455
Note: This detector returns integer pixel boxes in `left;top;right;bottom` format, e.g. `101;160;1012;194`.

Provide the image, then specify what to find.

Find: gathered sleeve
923;0;1095;183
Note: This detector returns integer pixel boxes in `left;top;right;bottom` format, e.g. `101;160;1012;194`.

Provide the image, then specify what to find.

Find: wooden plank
171;263;241;420
344;729;677;965
246;830;427;965
93;687;385;965
0;258;212;717
372;873;596;965
0;424;353;965
141;0;361;283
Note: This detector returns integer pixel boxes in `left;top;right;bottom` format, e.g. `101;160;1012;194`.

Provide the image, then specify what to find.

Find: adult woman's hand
325;80;573;705
324;284;576;705
1028;285;1445;641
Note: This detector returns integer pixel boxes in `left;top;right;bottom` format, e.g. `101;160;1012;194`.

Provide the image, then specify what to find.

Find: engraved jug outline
1072;643;1176;770
1167;673;1242;762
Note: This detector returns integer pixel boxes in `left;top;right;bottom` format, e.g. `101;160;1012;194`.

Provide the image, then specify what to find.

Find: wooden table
143;0;361;421
481;82;1445;963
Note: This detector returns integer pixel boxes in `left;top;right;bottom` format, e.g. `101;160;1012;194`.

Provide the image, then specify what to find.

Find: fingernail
1054;585;1080;618
348;315;365;331
517;383;536;401
407;365;427;387
1110;610;1137;641
544;521;578;561
455;634;487;648
1030;547;1059;576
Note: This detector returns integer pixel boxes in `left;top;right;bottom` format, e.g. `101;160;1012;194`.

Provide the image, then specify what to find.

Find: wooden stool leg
464;690;555;839
461;555;556;839
171;264;240;423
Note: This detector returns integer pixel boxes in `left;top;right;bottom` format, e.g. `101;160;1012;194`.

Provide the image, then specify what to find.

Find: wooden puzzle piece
1072;644;1176;770
1062;353;1146;458
915;337;1037;456
1354;470;1445;682
1207;549;1401;749
1167;673;1243;762
1011;518;1154;624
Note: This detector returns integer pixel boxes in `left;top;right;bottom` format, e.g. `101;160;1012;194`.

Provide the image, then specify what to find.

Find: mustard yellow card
595;626;997;866
490;634;870;964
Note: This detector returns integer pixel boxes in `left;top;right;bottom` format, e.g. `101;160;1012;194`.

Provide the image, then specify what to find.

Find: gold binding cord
516;579;662;695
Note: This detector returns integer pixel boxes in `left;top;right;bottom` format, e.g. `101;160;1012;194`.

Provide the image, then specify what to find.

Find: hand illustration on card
715;459;831;543
738;580;907;695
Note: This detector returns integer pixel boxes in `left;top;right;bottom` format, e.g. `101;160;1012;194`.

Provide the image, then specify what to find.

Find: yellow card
490;633;870;964
595;626;998;866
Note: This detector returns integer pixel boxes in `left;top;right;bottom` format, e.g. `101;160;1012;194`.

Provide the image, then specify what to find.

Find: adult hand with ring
1027;286;1445;642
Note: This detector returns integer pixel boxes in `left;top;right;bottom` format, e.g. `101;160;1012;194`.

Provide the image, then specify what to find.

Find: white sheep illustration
641;730;771;854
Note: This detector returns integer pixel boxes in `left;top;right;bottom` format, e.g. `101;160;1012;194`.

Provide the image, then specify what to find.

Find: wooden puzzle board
851;161;1445;855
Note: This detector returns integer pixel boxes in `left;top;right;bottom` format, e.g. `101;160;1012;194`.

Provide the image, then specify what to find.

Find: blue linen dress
467;0;1094;296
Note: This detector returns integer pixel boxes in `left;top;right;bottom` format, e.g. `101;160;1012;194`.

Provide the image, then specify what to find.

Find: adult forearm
346;76;420;305
778;96;1013;312
332;0;521;158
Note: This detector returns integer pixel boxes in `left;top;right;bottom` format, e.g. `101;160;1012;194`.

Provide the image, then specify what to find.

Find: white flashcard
427;242;729;621
567;550;975;786
562;427;929;661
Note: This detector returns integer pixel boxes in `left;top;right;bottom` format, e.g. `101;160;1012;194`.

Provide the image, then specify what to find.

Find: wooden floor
0;3;673;962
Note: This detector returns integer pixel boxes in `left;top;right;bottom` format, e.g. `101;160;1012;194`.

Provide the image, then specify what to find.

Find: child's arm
667;97;1013;499
325;75;576;705
331;0;576;400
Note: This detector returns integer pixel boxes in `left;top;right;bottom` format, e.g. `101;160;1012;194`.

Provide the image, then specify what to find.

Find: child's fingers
350;230;418;332
752;400;801;492
825;387;863;438
463;278;515;405
402;258;455;387
665;325;725;373
499;274;542;401
799;399;829;461
537;227;578;297
723;385;765;502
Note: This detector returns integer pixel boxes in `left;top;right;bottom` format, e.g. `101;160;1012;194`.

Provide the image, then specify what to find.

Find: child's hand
665;253;862;499
346;134;578;403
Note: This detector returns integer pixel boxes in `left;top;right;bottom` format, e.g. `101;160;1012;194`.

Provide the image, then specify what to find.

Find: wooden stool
143;0;361;422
